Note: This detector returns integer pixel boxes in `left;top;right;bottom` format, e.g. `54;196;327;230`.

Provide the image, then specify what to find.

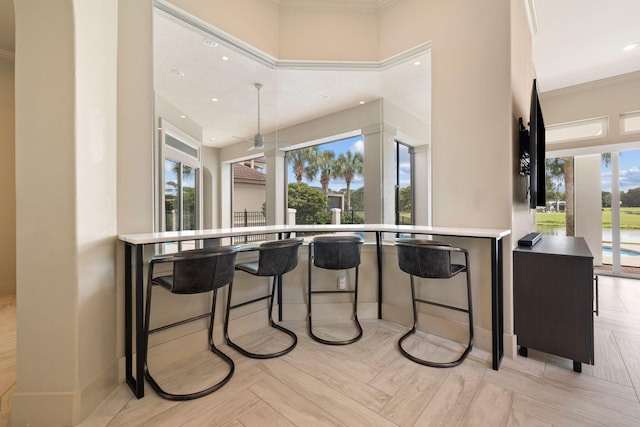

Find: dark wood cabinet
513;235;594;372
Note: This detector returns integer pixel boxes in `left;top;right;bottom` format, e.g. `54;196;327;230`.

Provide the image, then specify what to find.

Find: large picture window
286;135;364;224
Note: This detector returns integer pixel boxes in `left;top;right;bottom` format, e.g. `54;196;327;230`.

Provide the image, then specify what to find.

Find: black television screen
529;79;546;209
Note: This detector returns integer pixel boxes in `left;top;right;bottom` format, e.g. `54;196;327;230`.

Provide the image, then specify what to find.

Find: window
286;135;364;225
395;141;413;225
546;117;608;143
159;119;202;238
621;111;640;134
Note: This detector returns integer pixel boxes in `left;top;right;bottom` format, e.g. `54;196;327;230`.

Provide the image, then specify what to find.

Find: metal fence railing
232;209;267;244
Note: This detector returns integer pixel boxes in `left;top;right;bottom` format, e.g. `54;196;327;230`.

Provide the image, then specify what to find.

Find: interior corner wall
166;0;280;58
510;0;536;244
14;0;79;424
381;0;513;230
0;56;15;297
14;0;121;425
278;5;379;61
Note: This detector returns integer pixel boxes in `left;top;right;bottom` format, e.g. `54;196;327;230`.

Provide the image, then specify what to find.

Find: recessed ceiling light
624;42;639;51
180;114;187;119
221;56;229;61
413;61;421;66
211;98;219;102
203;38;218;48
170;69;185;77
359;101;365;105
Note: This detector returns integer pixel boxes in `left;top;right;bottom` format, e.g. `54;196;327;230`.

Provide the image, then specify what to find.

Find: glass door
601;149;640;275
164;160;198;232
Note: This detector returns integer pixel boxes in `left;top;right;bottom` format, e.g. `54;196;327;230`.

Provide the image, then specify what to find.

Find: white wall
0;55;15;297
13;0;119;425
233;182;266;213
542;72;640;153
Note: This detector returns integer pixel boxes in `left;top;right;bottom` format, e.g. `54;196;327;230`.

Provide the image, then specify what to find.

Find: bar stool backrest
396;239;459;279
255;237;304;277
313;235;363;270
167;246;238;294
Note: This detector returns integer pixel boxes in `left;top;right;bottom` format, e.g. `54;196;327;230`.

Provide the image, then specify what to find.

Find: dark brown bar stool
143;246;238;401
308;234;363;345
395;238;474;368
225;237;304;358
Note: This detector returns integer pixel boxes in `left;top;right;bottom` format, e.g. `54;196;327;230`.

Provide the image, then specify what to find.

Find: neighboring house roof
233;163;266;184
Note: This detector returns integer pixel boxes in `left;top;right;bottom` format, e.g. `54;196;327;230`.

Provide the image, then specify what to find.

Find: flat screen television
528;79;546;209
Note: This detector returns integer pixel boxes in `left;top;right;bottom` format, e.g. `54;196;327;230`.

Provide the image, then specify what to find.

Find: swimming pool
602;246;640;256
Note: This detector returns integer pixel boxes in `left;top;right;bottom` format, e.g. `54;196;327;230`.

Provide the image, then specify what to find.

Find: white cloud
351;139;364;154
619;166;640;191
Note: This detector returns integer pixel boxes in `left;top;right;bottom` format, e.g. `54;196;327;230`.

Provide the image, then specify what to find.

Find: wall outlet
338;276;346;290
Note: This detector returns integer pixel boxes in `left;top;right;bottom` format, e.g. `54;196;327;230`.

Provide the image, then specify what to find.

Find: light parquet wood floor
3;275;640;426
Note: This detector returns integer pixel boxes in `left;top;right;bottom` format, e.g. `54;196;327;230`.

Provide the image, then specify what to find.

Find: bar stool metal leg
143;247;237;401
396;239;474;368
224;238;302;358
224;275;297;359
307;236;364;345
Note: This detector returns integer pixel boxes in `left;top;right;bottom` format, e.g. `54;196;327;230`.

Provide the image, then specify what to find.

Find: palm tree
289;147;318;183
546;154;612;236
332;150;364;211
317;150;335;195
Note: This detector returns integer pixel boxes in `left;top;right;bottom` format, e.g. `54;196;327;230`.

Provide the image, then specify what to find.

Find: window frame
158;118;203;233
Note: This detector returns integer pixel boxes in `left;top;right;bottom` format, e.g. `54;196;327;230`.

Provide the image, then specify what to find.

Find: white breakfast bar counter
119;224;511;398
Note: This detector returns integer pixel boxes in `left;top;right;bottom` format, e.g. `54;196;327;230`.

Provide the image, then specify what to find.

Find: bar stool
395;239;474;368
225;237;304;358
308;234;363;345
143;246;238;401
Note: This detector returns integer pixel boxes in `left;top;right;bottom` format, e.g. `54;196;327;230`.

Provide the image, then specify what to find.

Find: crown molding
156;0;429;71
276;42;430;71
542;70;640;98
0;48;14;61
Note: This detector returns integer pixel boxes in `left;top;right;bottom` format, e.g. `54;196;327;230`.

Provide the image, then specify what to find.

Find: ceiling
153;7;431;148
2;0;640;148
532;0;640;92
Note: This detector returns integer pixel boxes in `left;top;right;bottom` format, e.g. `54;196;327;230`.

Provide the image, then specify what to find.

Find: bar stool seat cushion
235;261;259;275
396;239;466;279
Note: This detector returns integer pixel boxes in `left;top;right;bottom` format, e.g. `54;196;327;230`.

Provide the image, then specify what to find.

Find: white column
574;154;603;266
362;123;384;224
287;208;297;225
331;208;342;224
14;0;126;425
265;146;286;225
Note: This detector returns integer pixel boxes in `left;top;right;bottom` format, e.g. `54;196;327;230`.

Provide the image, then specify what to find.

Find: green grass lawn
537;207;640;229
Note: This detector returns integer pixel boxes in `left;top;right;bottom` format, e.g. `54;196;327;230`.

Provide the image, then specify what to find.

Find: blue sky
286;135;412;192
600;149;640;192
287;135;364;192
